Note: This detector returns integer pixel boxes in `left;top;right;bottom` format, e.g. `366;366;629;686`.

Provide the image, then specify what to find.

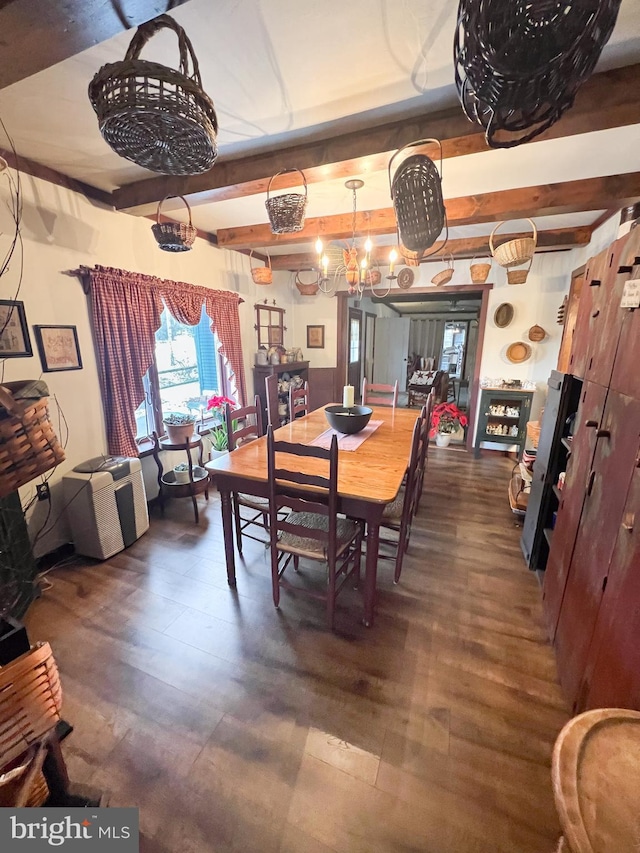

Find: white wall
0;170;297;556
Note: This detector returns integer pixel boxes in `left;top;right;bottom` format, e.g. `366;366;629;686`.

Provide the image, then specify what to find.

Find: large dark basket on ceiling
265;168;308;234
454;0;622;148
152;195;197;252
88;14;218;175
389;139;448;261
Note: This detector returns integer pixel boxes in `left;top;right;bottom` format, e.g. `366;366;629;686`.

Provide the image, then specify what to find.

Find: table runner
308;420;383;451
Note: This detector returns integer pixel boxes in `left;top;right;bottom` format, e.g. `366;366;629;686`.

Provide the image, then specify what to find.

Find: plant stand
151;433;208;523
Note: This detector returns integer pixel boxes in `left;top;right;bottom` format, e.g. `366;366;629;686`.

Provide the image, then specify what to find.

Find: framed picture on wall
0;300;32;358
307;325;325;349
34;325;83;372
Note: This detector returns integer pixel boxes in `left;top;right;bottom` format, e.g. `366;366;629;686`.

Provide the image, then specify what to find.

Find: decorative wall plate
506;341;532;363
494;302;514;328
397;267;415;290
528;324;546;341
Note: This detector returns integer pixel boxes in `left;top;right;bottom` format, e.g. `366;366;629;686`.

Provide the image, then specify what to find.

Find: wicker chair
266;427;363;630
361;378;399;408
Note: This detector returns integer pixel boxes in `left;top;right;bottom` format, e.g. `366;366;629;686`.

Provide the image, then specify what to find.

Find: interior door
373;317;410;390
347;308;363;396
364;313;376;388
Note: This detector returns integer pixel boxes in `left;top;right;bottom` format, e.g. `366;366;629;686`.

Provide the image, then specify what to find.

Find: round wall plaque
506;341;532;363
528;324;546;341
397;267;415;290
494;302;514;328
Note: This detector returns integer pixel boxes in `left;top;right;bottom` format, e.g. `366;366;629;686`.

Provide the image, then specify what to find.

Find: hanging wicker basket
490;219;537;268
400;245;422;266
249;250;272;285
294;271;319;296
0;381;65;499
389;139;448;257
431;253;455;286
151;195;197;252
265;168;308;234
88;15;218;175
470;256;491;283
454;0;622;148
507;261;533;285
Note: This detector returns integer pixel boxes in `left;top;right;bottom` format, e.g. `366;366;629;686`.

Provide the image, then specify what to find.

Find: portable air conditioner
63;455;149;560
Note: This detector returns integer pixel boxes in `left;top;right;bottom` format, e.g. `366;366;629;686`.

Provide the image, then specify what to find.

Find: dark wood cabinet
543;225;640;713
253;361;309;427
474;388;533;459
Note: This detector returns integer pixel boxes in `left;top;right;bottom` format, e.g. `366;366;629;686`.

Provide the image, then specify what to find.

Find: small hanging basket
151;196;197;252
249;250;272;285
294;271;319;296
265;168;308;234
490;219;538;268
0;381;65;499
431;253;455;286
470;256;491;283
507;260;533;285
389;139;448;257
88;15;218;175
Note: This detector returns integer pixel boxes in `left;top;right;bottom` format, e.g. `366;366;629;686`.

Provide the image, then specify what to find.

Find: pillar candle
343;385;355;408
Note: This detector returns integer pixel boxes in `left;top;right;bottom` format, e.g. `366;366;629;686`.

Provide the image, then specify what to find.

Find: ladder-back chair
266;426;363;629
362;378;399;408
265;373;279;429
289;381;310;420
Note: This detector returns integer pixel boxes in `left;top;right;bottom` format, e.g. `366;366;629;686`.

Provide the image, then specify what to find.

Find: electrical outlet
36;483;50;501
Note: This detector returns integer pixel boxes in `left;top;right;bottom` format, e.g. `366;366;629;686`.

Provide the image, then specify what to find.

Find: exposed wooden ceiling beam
0;1;193;90
217;173;640;250
113;64;640;213
268;227;593;270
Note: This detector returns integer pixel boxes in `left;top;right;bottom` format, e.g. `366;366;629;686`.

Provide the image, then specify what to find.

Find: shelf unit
254;361;310;427
474;388;533;459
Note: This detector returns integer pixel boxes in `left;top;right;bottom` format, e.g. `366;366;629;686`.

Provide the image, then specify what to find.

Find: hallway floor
26;449;568;852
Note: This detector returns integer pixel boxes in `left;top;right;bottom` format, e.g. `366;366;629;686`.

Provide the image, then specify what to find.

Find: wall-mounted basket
151;196;197;252
88;15;218;175
0;381;65;499
389;139;448;259
250;251;272;285
266;168;308;234
431;253;454;286
470;256;491;283
294;271;319;296
528;324;546;342
490;219;537;268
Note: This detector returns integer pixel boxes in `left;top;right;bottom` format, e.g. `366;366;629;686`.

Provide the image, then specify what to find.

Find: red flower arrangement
206;394;235;415
430;402;468;437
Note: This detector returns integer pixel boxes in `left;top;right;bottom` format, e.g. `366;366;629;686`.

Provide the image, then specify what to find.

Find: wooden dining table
207;405;420;627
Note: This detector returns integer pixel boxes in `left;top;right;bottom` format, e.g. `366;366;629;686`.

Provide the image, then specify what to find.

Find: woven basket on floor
389;139;447;257
249;251;272;285
88;15;218;175
526;421;541;449
0;382;65;499
470;257;491;283
454;0;622;148
490;219;537;268
265;169;308;234
152;195;197;252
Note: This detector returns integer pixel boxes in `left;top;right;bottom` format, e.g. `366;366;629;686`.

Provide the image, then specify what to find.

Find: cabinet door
586;232;637;388
568;249;608;380
583;451;640;711
542;381;608;640
611;228;640;400
553;391;640;710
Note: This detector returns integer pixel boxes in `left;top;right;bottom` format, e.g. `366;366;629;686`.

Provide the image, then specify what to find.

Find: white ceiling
0;0;639;249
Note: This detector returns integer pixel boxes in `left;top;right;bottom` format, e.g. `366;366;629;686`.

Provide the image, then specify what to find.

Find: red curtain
89;266;246;457
89;267;163;458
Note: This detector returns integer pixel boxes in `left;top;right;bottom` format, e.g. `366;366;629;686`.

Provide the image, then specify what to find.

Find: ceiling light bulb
365;237;372;253
389;249;398;262
315;237;323;256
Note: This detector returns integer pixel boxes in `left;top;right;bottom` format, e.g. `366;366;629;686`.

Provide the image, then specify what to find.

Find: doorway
364;312;376;386
348;307;363;397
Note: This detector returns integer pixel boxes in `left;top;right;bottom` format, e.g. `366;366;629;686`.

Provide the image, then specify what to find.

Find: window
135;305;231;441
439;321;468;378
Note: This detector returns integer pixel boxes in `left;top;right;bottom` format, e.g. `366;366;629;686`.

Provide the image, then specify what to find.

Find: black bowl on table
325;405;373;435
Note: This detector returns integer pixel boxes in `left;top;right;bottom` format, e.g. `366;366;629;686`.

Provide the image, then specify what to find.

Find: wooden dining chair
265;373;279;429
416;392;434;511
362;378;399;408
378;416;423;583
289;381;309;420
266;426;364;630
225;397;269;553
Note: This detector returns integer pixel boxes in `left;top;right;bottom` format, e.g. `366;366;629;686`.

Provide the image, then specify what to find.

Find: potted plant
430;402;468;448
173;462;192;484
204;394;235;460
163;412;197;445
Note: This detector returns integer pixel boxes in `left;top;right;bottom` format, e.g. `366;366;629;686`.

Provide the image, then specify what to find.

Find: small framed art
0;300;32;358
34;325;83;372
306;325;325;349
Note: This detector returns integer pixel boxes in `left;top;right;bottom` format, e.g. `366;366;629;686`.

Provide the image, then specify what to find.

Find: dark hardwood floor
25;449;568;852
